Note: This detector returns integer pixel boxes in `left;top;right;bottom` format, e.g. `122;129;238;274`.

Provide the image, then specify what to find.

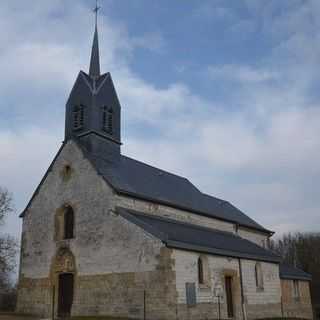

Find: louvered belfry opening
107;108;113;134
102;106;113;135
73;105;84;130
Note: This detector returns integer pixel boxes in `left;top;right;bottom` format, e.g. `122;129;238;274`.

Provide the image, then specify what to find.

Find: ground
0;315;132;320
0;316;37;320
0;314;312;320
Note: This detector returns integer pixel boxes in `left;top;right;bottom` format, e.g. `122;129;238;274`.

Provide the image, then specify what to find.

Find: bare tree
271;232;320;315
0;187;18;290
0;188;12;226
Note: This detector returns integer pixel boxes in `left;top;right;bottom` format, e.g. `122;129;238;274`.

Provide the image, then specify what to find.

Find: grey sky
1;0;320;244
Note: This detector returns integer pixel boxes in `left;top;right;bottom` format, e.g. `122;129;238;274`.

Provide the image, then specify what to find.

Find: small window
102;106;113;134
255;262;264;290
64;206;74;239
73;105;84;130
198;257;204;284
61;165;72;181
293;280;300;299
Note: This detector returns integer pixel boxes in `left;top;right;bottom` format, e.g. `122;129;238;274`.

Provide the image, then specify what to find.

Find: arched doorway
58;273;74;317
51;248;76;318
225;276;234;318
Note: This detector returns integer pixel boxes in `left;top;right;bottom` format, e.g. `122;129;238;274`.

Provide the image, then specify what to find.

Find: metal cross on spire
94;0;101;28
89;0;101;78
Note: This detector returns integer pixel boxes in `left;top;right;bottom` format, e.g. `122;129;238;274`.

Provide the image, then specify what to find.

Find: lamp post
214;285;223;320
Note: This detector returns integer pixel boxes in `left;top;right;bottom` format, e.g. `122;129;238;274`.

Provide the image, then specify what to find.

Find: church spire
65;0;121;161
89;1;101;78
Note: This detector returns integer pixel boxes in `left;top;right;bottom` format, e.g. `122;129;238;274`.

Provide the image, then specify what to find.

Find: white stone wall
172;250;240;304
20;141;163;279
117;196;235;233
238;227;269;247
20;139;275;304
172;249;281;307
241;260;281;305
117;191;271;246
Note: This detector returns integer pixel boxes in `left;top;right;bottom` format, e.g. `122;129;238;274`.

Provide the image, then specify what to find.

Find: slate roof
20;140;272;236
279;264;312;281
80;146;272;234
117;207;281;263
89;25;101;78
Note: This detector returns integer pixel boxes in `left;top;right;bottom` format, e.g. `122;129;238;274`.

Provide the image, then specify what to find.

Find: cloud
124;103;320;234
0;127;61;239
0;0;319;248
207;64;279;83
131;32;167;53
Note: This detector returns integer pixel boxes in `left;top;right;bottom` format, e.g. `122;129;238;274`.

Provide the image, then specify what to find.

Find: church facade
17;23;313;320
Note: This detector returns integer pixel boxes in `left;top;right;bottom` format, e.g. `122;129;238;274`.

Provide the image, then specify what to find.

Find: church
17;16;313;320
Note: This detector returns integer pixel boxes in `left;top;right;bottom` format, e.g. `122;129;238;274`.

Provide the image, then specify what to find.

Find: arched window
73;105;84;130
255;262;264;289
102;106;113;134
64;206;74;239
293;280;300;299
198;257;204;284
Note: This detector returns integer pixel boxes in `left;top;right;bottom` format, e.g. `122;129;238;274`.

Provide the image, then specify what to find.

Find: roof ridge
201;192;226;204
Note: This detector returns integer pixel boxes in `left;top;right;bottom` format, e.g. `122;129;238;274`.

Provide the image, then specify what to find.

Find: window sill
56;238;75;245
199;283;211;290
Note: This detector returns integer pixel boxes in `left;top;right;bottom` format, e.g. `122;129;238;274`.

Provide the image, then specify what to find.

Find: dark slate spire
89;2;101;78
65;0;122;162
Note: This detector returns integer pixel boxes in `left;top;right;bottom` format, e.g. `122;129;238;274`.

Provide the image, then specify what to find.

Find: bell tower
64;4;121;161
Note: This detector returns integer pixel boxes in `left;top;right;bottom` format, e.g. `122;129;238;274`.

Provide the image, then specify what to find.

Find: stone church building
17;21;313;320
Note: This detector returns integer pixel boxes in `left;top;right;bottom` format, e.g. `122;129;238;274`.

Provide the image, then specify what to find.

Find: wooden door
225;276;234;318
58;273;74;317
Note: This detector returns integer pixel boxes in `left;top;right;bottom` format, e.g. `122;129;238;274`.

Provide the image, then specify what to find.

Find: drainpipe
238;258;247;320
52;285;55;320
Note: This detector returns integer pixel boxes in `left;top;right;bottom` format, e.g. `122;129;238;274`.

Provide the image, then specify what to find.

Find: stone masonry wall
173;250;243;320
17;139;280;319
172;249;282;320
117;195;235;233
241;260;281;305
238;227;269;247
18;141;164;277
281;279;313;319
17;248;177;320
17;141;176;319
16;277;51;317
72;249;177;320
241;260;282;319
